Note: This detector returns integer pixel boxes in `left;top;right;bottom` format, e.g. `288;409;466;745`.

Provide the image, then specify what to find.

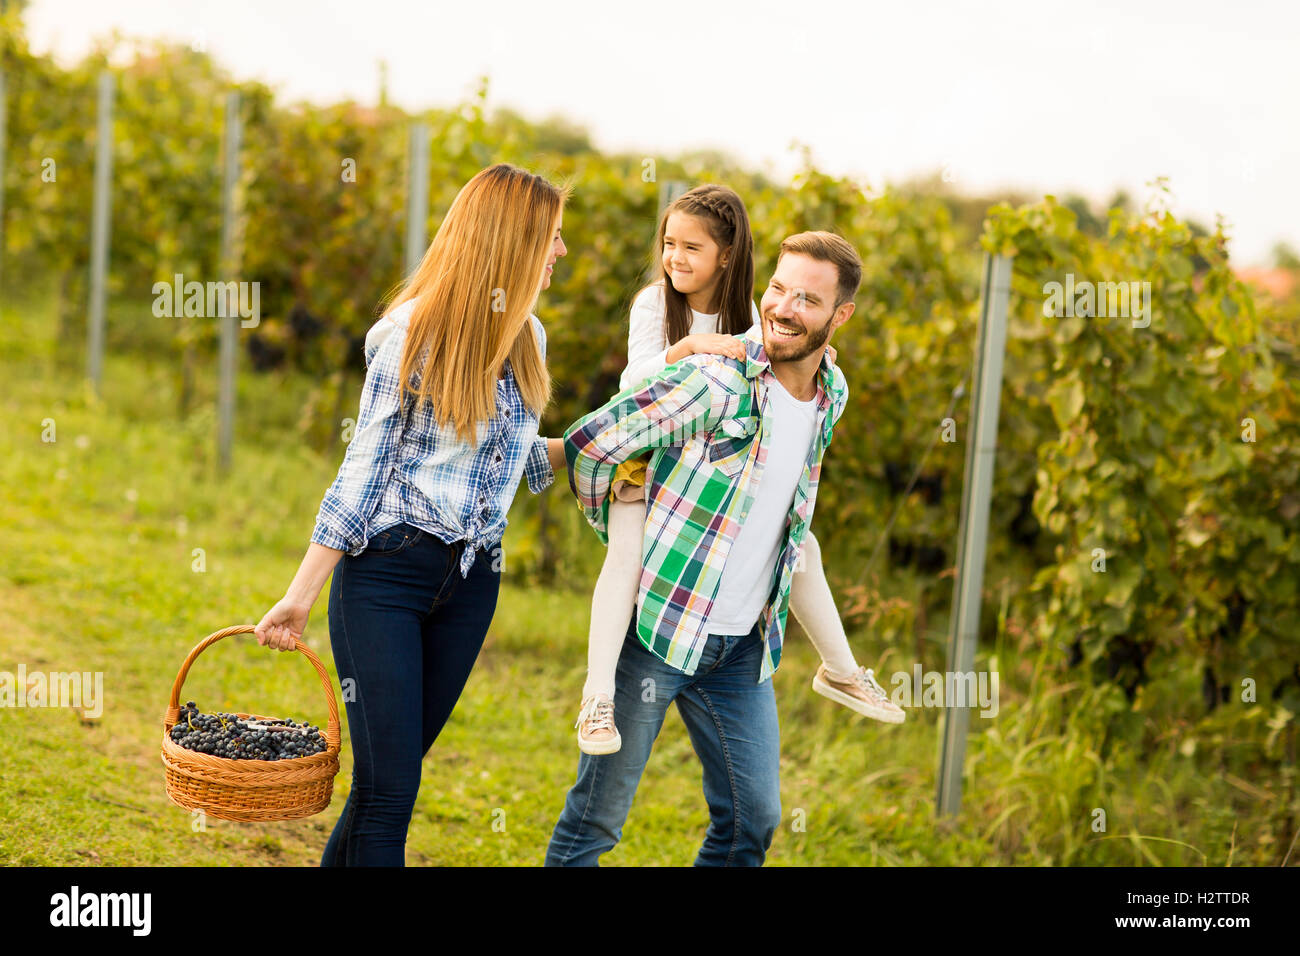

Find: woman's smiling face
540;216;567;292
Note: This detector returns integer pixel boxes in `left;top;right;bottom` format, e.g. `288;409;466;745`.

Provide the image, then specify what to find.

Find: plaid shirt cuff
311;492;372;554
524;436;554;494
310;520;358;555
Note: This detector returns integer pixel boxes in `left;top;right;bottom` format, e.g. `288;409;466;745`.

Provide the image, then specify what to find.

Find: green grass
0;281;1293;866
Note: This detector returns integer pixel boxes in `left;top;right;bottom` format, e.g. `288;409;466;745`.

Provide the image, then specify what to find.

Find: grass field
0;285;1292;866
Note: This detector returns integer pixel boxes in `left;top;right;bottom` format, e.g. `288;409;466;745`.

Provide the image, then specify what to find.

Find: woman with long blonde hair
254;163;568;866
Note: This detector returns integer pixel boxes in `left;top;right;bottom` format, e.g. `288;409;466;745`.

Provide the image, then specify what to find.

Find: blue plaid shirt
311;300;554;576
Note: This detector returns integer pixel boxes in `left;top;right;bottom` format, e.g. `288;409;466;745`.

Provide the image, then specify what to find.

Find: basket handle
163;625;341;753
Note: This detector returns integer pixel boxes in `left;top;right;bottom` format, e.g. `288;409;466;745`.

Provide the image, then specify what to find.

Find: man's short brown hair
778;231;863;307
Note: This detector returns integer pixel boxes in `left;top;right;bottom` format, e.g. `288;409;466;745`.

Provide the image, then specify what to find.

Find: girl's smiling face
662;212;728;310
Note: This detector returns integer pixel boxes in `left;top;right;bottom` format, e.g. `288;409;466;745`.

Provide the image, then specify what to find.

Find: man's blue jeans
545;617;781;866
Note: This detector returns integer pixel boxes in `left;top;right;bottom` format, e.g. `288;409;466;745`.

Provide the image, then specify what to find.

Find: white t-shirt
619;283;762;391
706;375;820;635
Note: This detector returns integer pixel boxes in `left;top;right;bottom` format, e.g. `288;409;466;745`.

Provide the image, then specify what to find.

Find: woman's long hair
386;163;567;442
647;183;755;347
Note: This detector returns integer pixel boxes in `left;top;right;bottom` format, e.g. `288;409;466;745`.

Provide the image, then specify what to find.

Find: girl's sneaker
575;694;622;754
812;665;906;724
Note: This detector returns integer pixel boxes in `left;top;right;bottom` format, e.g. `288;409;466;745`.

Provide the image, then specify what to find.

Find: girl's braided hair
646;184;756;349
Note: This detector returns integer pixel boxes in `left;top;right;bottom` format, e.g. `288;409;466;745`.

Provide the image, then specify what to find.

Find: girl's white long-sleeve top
619;283;762;392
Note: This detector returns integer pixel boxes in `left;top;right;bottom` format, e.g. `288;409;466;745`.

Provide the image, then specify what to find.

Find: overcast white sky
26;0;1300;265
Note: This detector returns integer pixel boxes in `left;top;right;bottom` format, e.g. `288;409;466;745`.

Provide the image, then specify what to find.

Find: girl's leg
789;529;859;680
582;497;646;701
794;530;906;723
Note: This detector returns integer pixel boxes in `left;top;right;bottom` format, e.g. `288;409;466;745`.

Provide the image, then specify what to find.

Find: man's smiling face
758;252;846;362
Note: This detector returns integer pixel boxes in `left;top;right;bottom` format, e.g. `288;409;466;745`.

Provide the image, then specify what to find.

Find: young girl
574;184;904;755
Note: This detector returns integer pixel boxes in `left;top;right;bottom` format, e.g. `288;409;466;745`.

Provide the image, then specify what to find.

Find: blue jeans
545;618;781;866
321;522;500;866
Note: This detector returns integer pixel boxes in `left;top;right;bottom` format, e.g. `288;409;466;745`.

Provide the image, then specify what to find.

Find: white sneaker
575;694;622;755
812;664;906;724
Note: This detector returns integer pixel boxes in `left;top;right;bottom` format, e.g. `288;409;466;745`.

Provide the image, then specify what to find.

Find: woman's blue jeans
545;617;782;866
320;522;499;866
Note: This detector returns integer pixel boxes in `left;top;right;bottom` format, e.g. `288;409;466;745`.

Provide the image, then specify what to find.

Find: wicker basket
161;624;342;822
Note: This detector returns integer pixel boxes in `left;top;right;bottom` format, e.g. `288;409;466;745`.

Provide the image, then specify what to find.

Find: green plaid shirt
564;325;848;682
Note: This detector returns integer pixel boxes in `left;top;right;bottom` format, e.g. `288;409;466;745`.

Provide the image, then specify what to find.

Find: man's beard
763;313;833;362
